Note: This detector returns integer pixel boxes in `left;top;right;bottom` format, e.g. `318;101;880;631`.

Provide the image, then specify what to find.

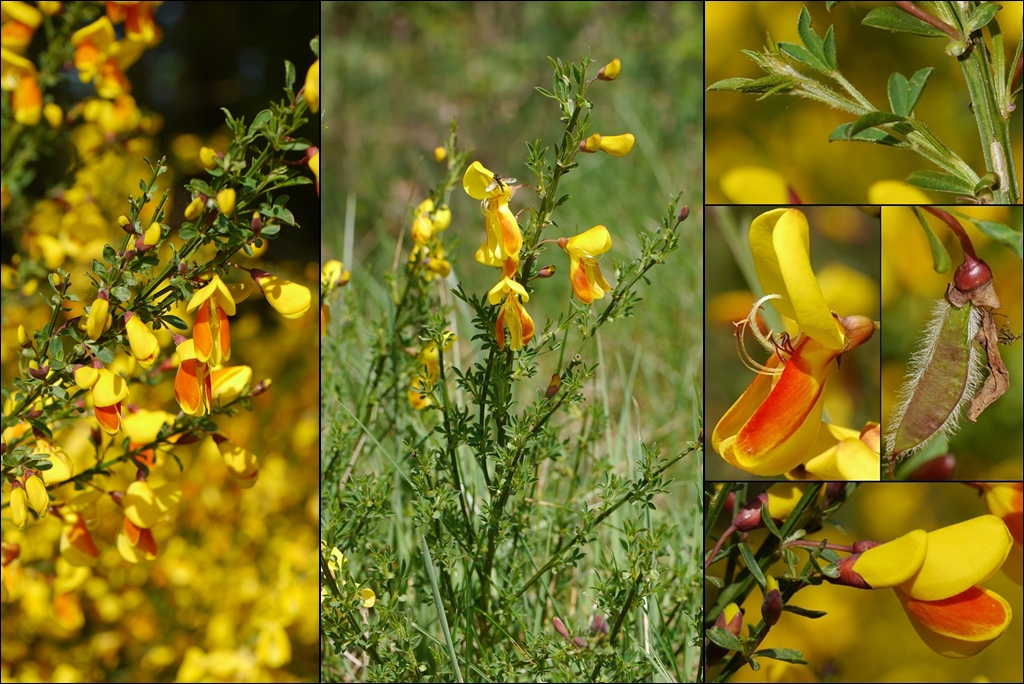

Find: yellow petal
126;314;159;367
24;475;48;517
598;133;634;156
10;487;28;528
122;480;161;528
721;166;794;204
216;188;236;217
900;515;1013;601
896;586;1012;658
853;529;928;588
86;298;110;341
211;365;252;406
566;225;612;258
304;59;319;113
749;209;844;351
462;160;496;200
92;368;128;406
187;275;236;316
259;274;312;319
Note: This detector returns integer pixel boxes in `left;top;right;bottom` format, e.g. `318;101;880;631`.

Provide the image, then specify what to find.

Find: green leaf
47;336;63;362
783;604;827;619
829;123;903;147
965;3;1001;34
309;35;319;58
905;170;976;196
178;225;199;241
705;574;724;588
753;648;808;664
284;59;296;92
706;626;744;652
111;286;132;303
778;42;830;74
93;344;115;365
738;542;766;587
863;7;948;36
796;5;823;56
761;502;782;539
28;417;53;440
707;76;796;96
161;315;189;331
822;25;837;70
912;207;952;273
825;1;841;10
888;67;933;116
103;244;117;264
848;111;907;137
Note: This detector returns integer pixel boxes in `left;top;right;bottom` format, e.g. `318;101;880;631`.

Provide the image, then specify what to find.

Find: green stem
936;1;1019;202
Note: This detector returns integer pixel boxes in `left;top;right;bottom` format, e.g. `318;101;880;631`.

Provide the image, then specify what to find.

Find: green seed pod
885;299;982;464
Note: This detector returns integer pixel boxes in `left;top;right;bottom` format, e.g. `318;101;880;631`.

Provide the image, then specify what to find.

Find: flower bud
117;214;134;233
598;58;621;81
552;616;570;640
199;146;219;169
536;264;556;279
678;204;690;223
10;486;28;528
252;270;312;319
184;196;205;221
216;188;236;217
434;146;447;162
545;372;561;398
43;102;63;128
761;576;783;626
304;59;319;113
86;293;111;341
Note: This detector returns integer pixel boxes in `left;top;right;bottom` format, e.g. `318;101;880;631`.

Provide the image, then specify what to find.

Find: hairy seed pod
886;300;982;464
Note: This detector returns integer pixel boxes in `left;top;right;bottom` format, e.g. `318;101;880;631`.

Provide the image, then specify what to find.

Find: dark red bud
677;204;690;223
761;587;783;626
553;616;570;641
851;540;880;553
29;366;50;380
733;493;767;531
592;614;608;634
537;265;556;278
545;373;561;398
954;254;992;292
573;636;587;648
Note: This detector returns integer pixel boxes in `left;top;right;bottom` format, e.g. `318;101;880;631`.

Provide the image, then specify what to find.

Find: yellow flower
216;188;236;217
712;209;876;476
1;3;42;54
74;366;128;435
562;225;612;304
254;271;312;319
70;17;143;98
220;439;260;489
434;146;446;162
125;312;159;368
304;59;319;113
173;338;211;416
488;268;534;351
104;1;162;46
580;133;634;156
463;161;523;267
121;480;181;529
186;274;235;366
321;260;349;290
12;69;41;125
841;516;1013;658
210;364;253;406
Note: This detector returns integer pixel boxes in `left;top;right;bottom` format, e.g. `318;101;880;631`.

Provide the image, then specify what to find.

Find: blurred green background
705;1;1024;204
880;206;1023;480
322;1;704;472
705;206;882;480
707;483;1024;683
